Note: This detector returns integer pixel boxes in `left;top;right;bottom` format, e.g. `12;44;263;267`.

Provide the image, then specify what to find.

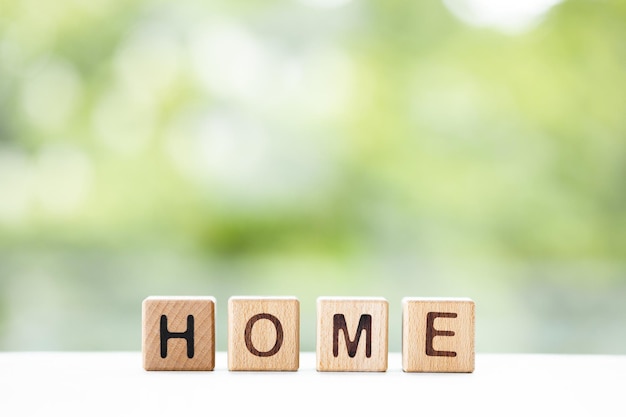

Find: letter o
244;313;284;357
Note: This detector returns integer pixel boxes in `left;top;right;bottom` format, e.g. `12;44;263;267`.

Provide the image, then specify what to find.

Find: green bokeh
0;0;625;353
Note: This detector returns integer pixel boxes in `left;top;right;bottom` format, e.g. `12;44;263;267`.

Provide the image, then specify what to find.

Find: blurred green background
0;0;625;353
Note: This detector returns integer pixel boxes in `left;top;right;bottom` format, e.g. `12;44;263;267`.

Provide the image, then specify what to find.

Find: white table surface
0;352;624;416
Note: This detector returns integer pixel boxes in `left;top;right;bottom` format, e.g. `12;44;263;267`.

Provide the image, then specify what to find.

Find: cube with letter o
228;296;300;371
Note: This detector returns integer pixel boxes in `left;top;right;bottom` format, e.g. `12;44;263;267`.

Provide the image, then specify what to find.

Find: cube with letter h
142;296;216;371
402;297;475;373
316;297;389;372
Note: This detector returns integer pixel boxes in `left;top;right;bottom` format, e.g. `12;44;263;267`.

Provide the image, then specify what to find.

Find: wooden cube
228;296;300;371
142;296;216;371
402;297;475;373
316;297;388;372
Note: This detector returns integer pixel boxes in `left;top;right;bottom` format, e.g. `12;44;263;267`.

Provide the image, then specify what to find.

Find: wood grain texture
402;297;475;373
316;297;388;372
142;296;215;371
228;296;299;371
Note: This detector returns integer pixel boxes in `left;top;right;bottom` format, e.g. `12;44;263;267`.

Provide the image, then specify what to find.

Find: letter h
160;314;194;359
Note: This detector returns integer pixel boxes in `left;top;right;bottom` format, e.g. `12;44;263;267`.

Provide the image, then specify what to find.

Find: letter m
333;314;372;358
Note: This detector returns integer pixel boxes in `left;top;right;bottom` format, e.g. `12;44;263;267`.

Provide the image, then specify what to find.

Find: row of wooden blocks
142;296;475;372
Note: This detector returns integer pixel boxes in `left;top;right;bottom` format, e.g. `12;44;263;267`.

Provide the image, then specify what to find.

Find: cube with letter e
402;297;475;373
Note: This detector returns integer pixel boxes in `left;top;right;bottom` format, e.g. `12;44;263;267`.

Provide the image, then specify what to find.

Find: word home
142;296;474;373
